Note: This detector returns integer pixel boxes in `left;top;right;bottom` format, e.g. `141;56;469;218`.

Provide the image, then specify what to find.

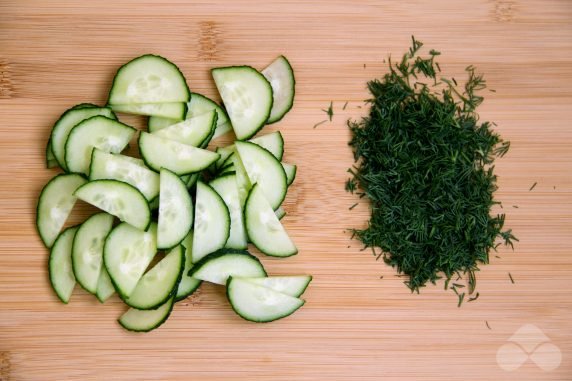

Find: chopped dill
313;120;328;129
486;321;491;330
346;37;516;300
529;182;537;191
343;101;349;110
349;203;359;210
508;273;515;284
322;101;334;121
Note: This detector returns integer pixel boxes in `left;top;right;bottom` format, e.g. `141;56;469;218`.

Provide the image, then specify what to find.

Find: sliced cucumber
157;169;193;249
75;180;150;231
192;181;230;263
104;222;157;298
240;276;312;298
108;54;190;104
71;212;114;294
37;174;87;248
231;150;252;207
210;174;247;250
124;245;184;309
65;116;136;174
262;55;295;124
226;277;304;323
249;131;284;160
212;66;273;140
139;132;219;175
46;138;59;169
189;249;266;285
282;163;297;186
235;141;287;210
245;184;297;257
49;226;79;303
110;102;187;120
154;110;216;147
274;207;286;220
89;149;160;202
51;106;116;170
118;296;174;333
96;267;115;303
176;232;202;301
215;146;235;169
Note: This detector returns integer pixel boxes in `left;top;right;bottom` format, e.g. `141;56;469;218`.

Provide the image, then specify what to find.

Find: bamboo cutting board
0;1;571;380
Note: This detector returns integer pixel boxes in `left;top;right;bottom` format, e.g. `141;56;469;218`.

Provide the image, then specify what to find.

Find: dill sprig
322;101;334;121
347;37;516;297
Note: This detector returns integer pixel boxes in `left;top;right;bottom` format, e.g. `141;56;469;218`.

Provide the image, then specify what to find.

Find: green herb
346;37;515;297
457;292;465;307
468;292;480;302
508;272;515;284
313;120;327;129
343;101;349;110
486;321;491;330
529;182;537;191
345;178;357;193
513;205;519;208
349;202;359;210
322;101;334;121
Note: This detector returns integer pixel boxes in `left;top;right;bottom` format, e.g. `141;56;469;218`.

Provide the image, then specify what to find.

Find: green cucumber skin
211;65;273;141
118;297;175;333
174;281;201;302
188;248;267;278
225;276;305;323
107;54;191;105
121;246;185;310
265;55;295;125
199;112;218;149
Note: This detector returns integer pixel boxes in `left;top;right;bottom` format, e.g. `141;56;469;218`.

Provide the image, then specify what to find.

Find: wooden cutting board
1;1;571;380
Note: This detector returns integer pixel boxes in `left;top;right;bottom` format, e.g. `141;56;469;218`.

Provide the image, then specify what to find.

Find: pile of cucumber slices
38;54;312;332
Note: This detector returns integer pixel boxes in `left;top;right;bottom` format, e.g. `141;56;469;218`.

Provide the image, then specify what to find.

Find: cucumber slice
104;222;158;298
75;180;151;231
274;207;286;220
148;93;232;139
108;55;190;104
51;106;116;170
153;110;216;147
231;150;252;207
36;174;87;248
212;66;273;140
226;277;304;323
262;56;295;124
157;169;193;249
49;226;79;303
71;212;114;294
245;184;297;257
46;138;59;169
215;146;235;169
192;181;230;263
235;141;287;210
240;276;312;298
210;174;248;250
89;149;160;202
249;131;284;161
139;132;220;175
124;245;184;309
65;116;136;174
118;296;174;333
282;163;297;186
189;249;266;285
110;102;187;120
96;267;115;303
176;232;202;301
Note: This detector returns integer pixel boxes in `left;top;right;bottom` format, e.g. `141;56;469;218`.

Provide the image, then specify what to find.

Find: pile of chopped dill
347;37;516;299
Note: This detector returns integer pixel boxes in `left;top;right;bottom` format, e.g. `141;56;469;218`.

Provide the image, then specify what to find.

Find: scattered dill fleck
356;106;362;109
376;253;383;261
346;36;515;301
513;205;519;208
495;255;501;258
313;120;328;129
347;245;351;248
468;292;480;302
345;178;357;193
322;101;334;121
457;293;465;307
364;63;366;69
486;321;491;330
343;101;349;110
554;186;556;190
452;283;465;288
529;182;537;191
380;275;384;279
349;202;359;210
490;89;497;93
508;273;515;284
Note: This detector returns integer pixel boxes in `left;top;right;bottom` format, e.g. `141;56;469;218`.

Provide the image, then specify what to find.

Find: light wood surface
1;1;571;380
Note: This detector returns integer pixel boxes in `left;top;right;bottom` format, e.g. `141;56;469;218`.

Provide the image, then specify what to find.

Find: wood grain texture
1;1;571;380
